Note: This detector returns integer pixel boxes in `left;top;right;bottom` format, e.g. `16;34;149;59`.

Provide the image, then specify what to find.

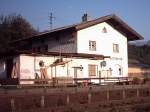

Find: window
89;41;96;51
88;64;97;76
102;27;107;33
32;44;48;52
32;47;39;52
32;47;36;52
119;68;123;75
44;45;48;52
113;44;119;53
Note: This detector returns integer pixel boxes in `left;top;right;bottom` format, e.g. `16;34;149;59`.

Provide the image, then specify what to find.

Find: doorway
73;66;83;83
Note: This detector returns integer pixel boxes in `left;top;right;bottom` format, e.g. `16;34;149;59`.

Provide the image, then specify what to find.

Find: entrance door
74;68;83;78
74;67;83;83
113;64;122;76
6;59;13;78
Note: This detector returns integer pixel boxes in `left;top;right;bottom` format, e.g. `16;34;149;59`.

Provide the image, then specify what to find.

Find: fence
0;76;148;87
18;77;140;87
1;84;150;112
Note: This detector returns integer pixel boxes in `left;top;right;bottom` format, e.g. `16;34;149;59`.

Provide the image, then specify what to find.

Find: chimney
82;13;91;22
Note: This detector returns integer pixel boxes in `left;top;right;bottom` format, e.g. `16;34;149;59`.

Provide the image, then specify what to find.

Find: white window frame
113;44;119;53
89;40;96;51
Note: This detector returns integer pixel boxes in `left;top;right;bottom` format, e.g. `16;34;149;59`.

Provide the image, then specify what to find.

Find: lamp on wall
80;65;83;71
61;64;65;67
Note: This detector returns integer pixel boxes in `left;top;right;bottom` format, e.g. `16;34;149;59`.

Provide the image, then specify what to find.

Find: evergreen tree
0;14;37;53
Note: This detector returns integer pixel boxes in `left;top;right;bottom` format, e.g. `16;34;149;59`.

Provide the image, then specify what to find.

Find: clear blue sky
0;0;150;40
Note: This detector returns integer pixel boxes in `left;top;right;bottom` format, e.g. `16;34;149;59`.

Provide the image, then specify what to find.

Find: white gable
77;22;128;77
77;22;127;56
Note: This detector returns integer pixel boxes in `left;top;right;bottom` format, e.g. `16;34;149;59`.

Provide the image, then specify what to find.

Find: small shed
128;63;150;78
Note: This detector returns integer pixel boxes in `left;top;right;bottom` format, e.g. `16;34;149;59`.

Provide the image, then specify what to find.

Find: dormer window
102;27;107;33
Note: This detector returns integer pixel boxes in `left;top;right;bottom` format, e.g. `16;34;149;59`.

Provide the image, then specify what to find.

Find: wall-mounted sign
111;57;123;60
100;61;106;67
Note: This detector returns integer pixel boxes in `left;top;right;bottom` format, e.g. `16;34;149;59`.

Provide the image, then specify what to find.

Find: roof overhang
75;14;144;41
18;51;107;60
11;14;144;44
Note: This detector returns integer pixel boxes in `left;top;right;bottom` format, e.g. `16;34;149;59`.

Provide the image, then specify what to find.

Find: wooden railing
0;76;146;86
18;77;137;86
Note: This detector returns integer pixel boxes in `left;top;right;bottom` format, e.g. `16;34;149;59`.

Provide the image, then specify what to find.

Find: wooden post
41;96;45;108
10;98;15;112
4;89;7;94
136;88;140;97
25;89;28;94
107;90;110;101
66;94;70;105
88;92;92;104
55;66;56;78
122;89;126;99
88;87;92;104
43;88;47;93
74;87;77;93
99;71;101;85
149;89;150;95
67;62;69;77
51;67;53;79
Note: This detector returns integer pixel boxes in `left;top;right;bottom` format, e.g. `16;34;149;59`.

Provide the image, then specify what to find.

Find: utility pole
49;12;55;30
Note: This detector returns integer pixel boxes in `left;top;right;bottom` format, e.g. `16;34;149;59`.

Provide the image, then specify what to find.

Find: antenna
49;12;55;30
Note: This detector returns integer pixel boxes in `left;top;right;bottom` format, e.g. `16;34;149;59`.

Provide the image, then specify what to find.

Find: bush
132;77;141;84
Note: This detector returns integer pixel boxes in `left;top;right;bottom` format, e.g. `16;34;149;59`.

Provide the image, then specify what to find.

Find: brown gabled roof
12;14;143;43
76;14;144;40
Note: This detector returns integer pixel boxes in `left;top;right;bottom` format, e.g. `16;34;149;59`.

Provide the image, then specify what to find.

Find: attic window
102;27;107;33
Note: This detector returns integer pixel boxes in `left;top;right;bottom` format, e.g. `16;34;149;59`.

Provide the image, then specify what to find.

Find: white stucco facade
77;22;128;77
0;14;143;85
17;22;129;84
19;55;104;84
